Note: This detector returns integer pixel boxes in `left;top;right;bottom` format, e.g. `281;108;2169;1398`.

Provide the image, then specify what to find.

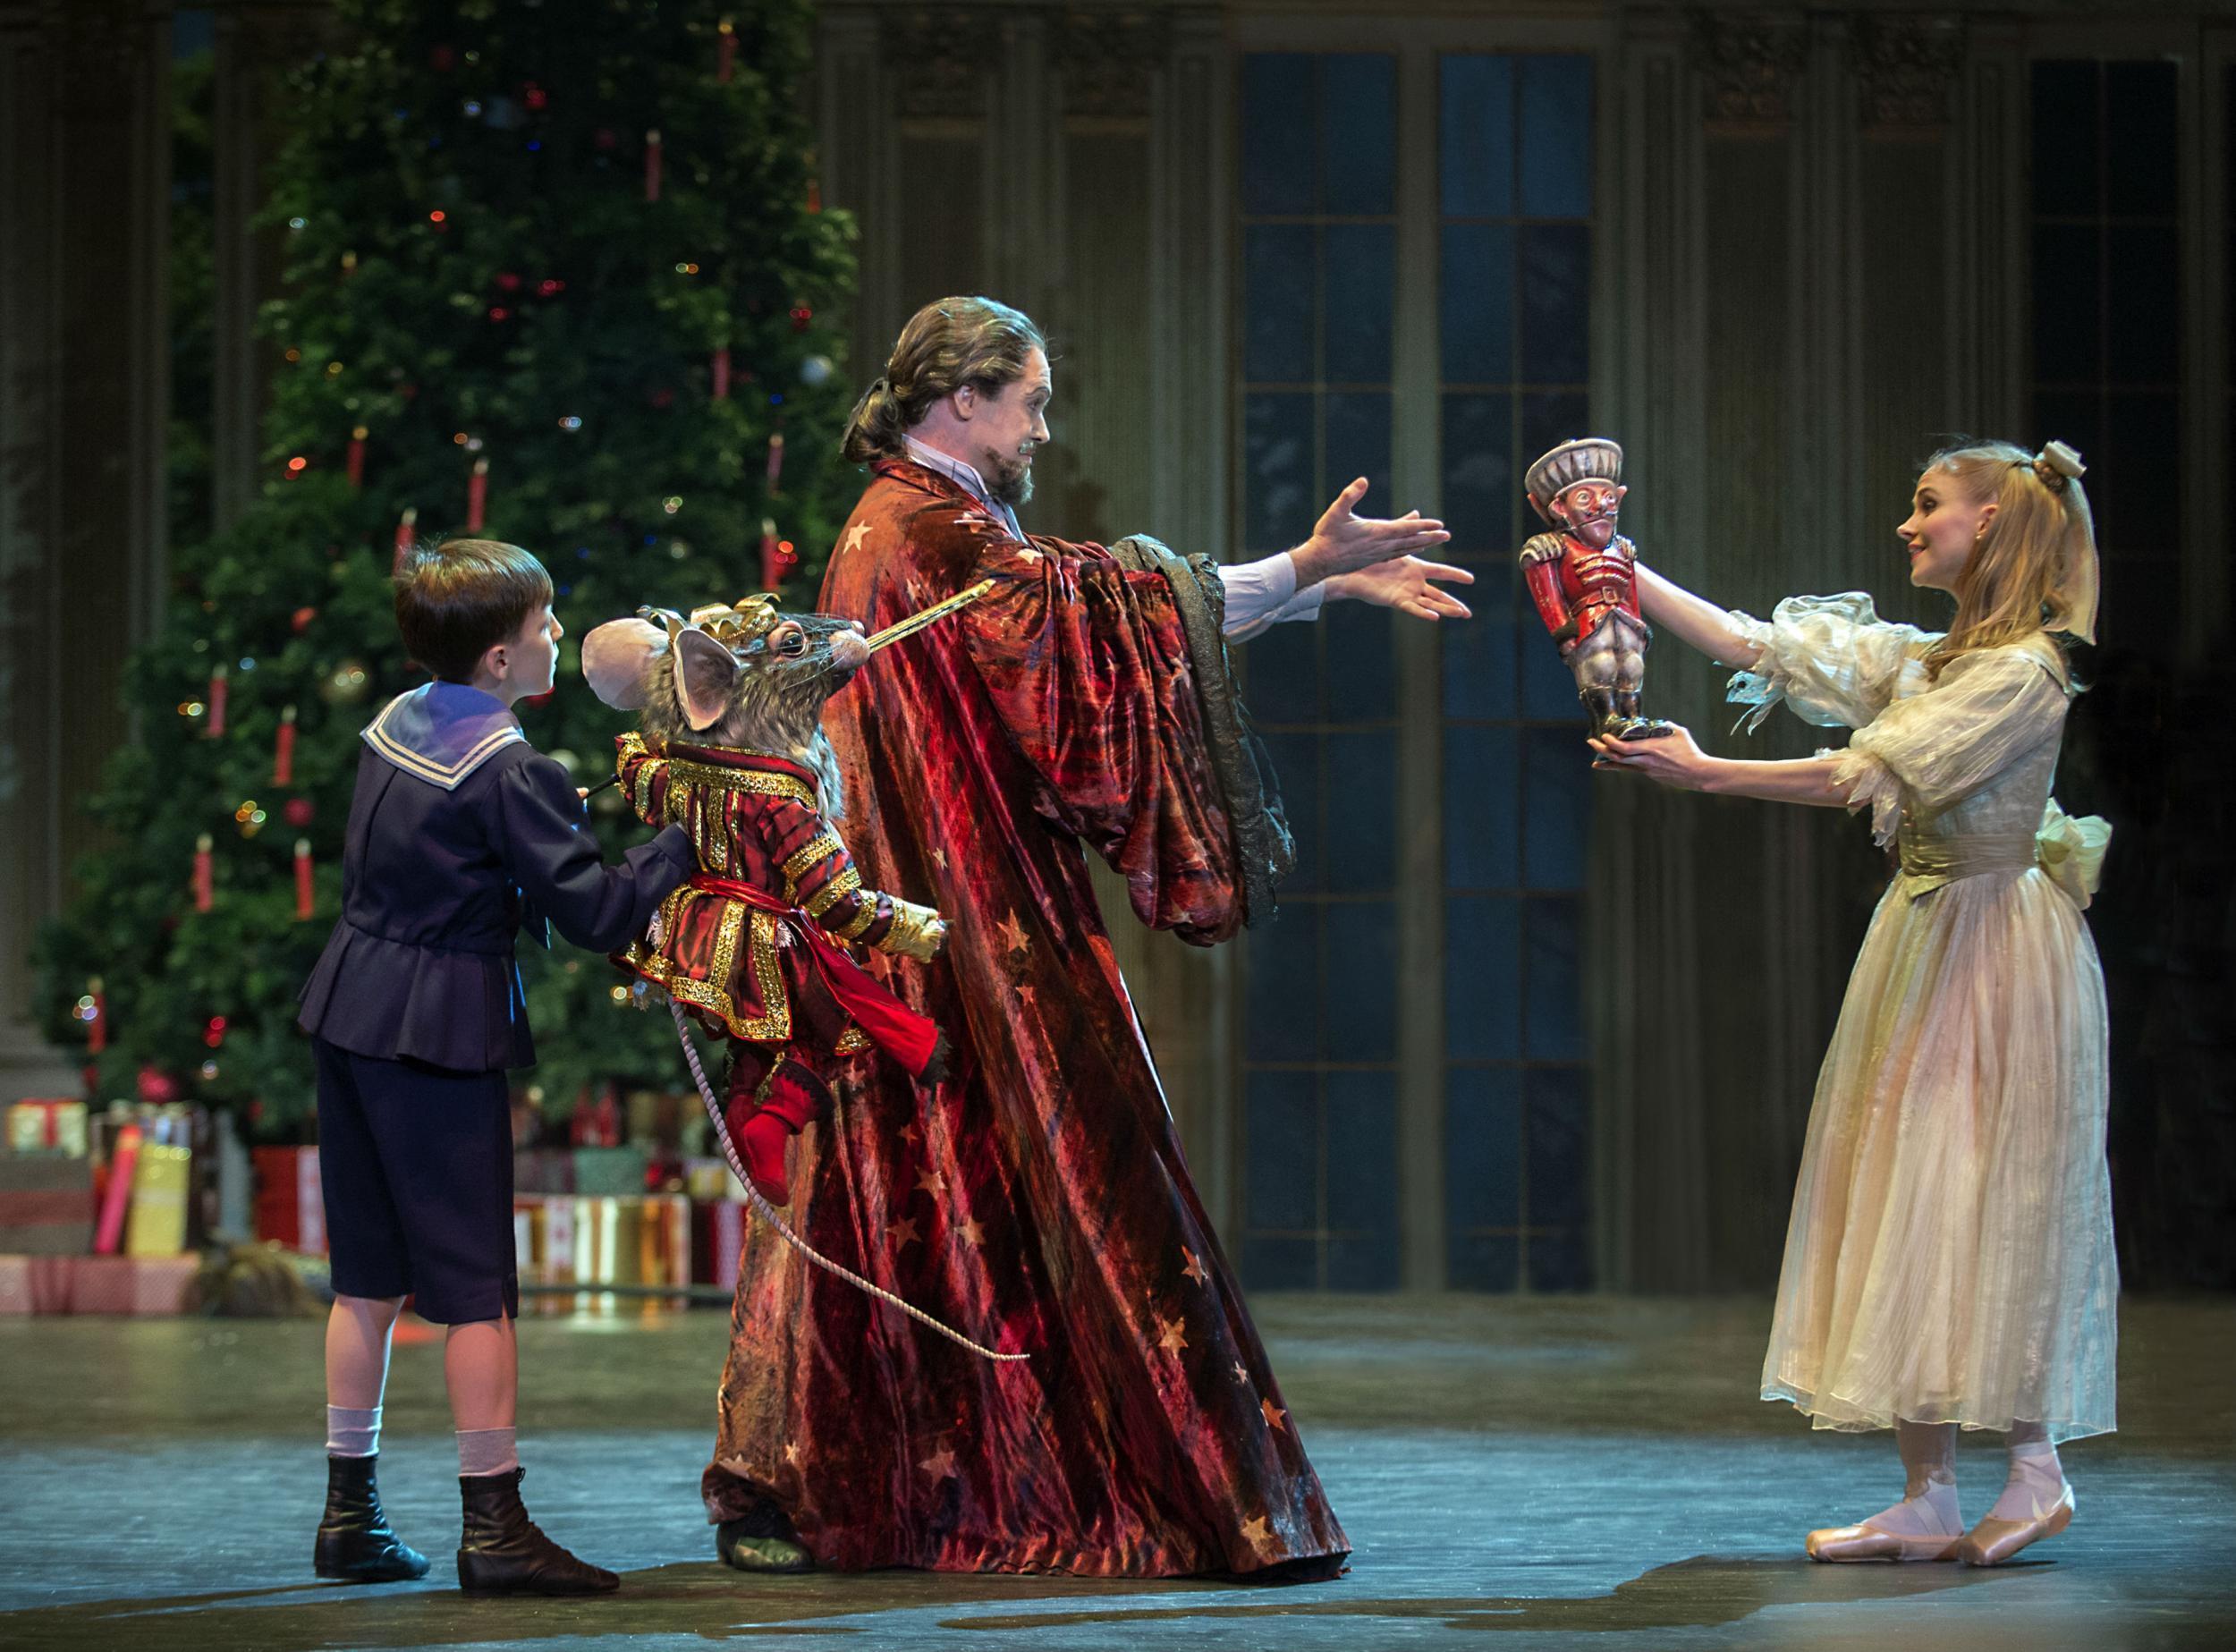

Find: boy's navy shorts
313;1036;519;1324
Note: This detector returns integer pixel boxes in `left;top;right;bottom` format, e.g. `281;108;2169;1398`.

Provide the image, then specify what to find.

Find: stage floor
0;1294;2228;1650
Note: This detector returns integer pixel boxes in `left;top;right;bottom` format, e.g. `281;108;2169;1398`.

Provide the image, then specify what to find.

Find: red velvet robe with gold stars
699;458;1349;1578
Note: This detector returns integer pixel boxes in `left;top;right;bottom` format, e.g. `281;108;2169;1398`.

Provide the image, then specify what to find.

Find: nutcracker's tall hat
1525;437;1624;522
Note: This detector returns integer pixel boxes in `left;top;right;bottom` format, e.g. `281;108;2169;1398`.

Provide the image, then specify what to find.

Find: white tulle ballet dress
1727;594;2116;1444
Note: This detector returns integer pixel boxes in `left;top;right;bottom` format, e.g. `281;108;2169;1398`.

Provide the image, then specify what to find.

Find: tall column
0;0;174;1103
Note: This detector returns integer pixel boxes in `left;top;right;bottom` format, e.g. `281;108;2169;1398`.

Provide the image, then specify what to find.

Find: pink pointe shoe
1804;1521;1960;1563
1955;1486;2075;1566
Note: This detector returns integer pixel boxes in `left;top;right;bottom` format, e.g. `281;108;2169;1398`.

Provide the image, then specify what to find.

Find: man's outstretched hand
1291;479;1451;585
1327;556;1475;622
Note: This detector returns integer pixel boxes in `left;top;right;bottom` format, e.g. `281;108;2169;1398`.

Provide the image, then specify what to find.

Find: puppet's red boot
725;1057;821;1206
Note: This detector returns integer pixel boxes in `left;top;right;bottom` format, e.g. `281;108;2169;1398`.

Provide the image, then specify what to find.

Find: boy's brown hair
394;538;555;682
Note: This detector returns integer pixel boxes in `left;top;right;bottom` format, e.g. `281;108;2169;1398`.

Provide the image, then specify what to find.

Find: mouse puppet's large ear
580;617;667;710
673;626;739;732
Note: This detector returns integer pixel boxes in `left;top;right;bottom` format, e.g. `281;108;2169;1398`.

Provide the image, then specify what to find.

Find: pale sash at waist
1894;804;2110;910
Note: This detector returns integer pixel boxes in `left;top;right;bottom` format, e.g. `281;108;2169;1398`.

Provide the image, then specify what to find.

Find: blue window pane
2105;63;2177;216
1324;599;1395;721
1244;392;1316;552
1325;224;1394;382
1446;894;1520;1058
1440;54;1514;216
1242;55;1315;216
1520;225;1590;384
1258;730;1322;891
1246;902;1321;1058
1322;55;1396;215
1324;899;1398;1061
1526;1231;1592;1292
1519;56;1593;218
1448;1231;1519;1292
1521;614;1581;719
2031;63;2098;217
1525;1064;1589;1226
1521;724;1589;888
1241;1233;1319;1290
1443;724;1518;887
2106;226;2178;385
1244;1070;1319;1228
1325;1069;1397;1233
1326;391;1393;507
1524;894;1584;1061
1326;1230;1401;1291
1440;223;1515;385
1443;393;1514;549
1443;589;1517;722
1520;391;1589;468
1326;729;1395;894
1244;225;1315;383
1444;1064;1520;1228
1246;612;1322;724
2032;224;2100;385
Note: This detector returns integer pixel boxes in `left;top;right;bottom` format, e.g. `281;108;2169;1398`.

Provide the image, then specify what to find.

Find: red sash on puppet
685;875;941;1079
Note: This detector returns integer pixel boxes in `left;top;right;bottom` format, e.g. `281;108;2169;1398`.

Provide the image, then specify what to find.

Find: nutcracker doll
1520;437;1673;741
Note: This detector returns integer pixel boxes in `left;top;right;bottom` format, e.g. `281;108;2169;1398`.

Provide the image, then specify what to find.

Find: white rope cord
670;999;1028;1363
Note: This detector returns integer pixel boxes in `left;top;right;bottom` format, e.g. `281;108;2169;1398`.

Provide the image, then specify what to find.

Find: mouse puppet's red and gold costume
587;600;947;1205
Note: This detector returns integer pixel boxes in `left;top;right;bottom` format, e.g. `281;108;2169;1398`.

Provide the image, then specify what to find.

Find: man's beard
984;447;1034;508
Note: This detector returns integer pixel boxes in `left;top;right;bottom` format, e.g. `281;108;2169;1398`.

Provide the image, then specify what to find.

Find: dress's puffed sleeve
1724;593;1938;732
909;497;1249;944
1831;645;2071;844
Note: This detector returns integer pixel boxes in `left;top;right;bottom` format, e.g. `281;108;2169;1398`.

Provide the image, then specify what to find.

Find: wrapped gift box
251;1146;324;1254
8;1099;89;1156
126;1144;192;1258
0;1155;96;1255
691;1198;748;1292
512;1148;574;1195
61;1254;198;1315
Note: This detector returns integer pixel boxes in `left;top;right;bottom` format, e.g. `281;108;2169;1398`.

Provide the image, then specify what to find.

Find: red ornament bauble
399;383;419;401
137;1064;182;1106
649;386;674;409
284;797;316;827
291;606;318;633
429;45;455;71
488;307;511;322
495;272;521;292
595;127;618;149
523;84;548;111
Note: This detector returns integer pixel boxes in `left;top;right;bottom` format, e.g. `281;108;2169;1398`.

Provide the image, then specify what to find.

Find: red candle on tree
645;129;662;201
716;19;736;82
759;517;780;590
467;456;489;531
711;345;731;401
192;834;214;913
273;703;298;786
87;977;106;1055
766;431;784;492
393;506;418;574
346;425;367;489
206;664;228;739
294;838;316;921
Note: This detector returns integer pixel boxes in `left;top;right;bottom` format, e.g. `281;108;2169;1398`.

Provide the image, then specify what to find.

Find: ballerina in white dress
1593;439;2113;1567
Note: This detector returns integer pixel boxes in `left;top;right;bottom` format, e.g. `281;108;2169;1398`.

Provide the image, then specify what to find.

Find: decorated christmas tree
36;0;855;1134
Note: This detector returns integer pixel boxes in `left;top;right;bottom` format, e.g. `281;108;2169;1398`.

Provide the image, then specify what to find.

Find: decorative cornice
881;7;1004;119
1051;8;1168;119
1690;11;1806;135
1850;13;1965;134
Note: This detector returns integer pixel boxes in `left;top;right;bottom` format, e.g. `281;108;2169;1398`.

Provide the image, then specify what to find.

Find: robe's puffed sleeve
904;496;1253;943
1830;645;2071;844
1724;592;1938;732
494;750;695;953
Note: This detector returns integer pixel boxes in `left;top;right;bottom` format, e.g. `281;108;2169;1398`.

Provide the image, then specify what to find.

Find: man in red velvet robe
702;297;1467;1579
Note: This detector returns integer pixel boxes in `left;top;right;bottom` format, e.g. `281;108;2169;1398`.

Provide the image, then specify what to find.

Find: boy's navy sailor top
298;681;694;1072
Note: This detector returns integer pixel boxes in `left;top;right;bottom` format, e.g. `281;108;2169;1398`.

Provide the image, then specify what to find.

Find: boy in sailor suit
297;539;693;1597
